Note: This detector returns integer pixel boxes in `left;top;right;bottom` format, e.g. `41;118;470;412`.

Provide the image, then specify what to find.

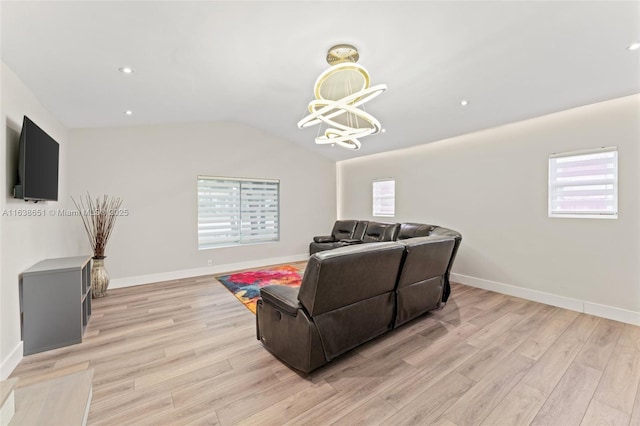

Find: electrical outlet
207;260;212;266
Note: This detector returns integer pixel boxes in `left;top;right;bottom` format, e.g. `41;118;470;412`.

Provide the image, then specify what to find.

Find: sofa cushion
260;285;302;317
309;241;351;255
299;242;404;316
361;222;399;243
313;235;335;243
352;220;369;240
331;220;359;241
398;223;436;239
395;236;456;326
397;236;455;288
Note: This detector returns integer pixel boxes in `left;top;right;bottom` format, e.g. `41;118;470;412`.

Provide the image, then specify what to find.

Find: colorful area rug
216;264;304;314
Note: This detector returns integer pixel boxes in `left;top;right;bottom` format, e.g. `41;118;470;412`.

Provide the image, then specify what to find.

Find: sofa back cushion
298;242;405;359
352;220;369;241
397;236;455;289
394;236;455;326
398;223;436;239
299;242;404;316
330;220;358;241
361;222;399;243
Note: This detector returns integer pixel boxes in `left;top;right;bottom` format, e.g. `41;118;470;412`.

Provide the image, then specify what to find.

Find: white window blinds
197;176;279;249
373;179;395;217
548;147;618;218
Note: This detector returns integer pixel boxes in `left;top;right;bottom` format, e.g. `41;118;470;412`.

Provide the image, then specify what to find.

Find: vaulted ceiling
2;1;639;161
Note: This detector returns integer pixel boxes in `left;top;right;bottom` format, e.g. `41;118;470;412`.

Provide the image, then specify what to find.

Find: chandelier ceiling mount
326;44;360;65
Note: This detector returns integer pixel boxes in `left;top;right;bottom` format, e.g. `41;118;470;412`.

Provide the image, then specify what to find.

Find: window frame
197;176;280;250
548;147;618;219
372;178;396;217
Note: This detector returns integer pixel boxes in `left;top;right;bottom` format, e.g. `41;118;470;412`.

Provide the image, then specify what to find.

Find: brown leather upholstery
394;236;455;327
309;220;360;255
309;220;462;303
298;242;404;360
329;220;359;241
429;226;463;303
360;222;399;243
256;297;326;373
257;235;459;373
397;222;436;239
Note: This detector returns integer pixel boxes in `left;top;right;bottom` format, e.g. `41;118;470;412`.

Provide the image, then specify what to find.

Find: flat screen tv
13;116;59;202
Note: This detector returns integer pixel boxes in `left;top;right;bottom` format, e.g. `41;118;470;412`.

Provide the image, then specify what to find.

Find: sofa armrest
340;238;363;245
260;285;302;316
313;235;336;243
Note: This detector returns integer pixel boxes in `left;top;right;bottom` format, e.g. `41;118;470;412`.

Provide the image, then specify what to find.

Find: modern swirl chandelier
297;44;387;150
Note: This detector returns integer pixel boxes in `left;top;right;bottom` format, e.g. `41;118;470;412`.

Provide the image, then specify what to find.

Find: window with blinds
548;147;618;218
373;179;395;217
197;176;280;249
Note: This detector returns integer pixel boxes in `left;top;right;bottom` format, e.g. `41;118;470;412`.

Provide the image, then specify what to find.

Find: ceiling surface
1;1;639;161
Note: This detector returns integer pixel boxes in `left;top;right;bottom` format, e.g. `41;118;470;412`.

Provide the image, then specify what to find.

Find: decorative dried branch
71;193;123;258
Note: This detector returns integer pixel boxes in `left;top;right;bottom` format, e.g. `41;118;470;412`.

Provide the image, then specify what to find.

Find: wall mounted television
13;116;59;202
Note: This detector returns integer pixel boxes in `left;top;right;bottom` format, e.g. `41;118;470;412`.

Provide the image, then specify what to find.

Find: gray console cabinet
19;256;92;355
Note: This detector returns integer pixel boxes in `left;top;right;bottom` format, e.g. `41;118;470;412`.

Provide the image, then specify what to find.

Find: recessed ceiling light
125;110;133;116
627;42;640;51
460;99;469;106
119;66;134;74
381;128;386;133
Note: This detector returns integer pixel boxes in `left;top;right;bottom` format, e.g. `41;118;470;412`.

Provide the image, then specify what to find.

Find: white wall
0;62;77;379
67;122;336;285
338;95;640;323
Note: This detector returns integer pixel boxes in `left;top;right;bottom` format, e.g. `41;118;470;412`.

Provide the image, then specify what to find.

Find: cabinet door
22;270;81;355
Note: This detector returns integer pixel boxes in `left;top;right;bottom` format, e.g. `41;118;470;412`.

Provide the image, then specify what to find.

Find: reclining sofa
310;220;462;302
256;226;460;373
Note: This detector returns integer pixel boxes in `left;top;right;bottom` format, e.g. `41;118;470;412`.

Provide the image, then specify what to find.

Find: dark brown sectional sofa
256;221;462;373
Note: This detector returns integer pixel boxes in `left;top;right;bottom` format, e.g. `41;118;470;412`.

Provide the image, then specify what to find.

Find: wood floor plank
6;270;640;426
215;374;315;426
517;317;574;360
592;343;640;415
480;382;547;426
171;365;279;411
531;363;602;426
455;346;509;383
581;399;630;426
237;382;336;426
619;323;640;351
431;304;484;327
384;372;475;426
440;352;534;426
90;391;174;426
382;342;480;410
330;396;398;426
466;312;523;348
402;323;479;368
355;316;440;358
284;377;388;426
562;314;601;342
574;319;623;372
521;335;584;395
134;358;231;391
631;378;640;426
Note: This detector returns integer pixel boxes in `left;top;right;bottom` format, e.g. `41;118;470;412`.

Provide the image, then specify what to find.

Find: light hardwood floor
9;264;640;426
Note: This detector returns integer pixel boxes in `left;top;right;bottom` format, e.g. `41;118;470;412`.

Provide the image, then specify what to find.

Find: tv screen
14;116;59;202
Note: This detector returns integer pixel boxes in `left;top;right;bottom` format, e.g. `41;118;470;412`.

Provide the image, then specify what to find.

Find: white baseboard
109;253;309;289
0;342;22;381
451;273;640;326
